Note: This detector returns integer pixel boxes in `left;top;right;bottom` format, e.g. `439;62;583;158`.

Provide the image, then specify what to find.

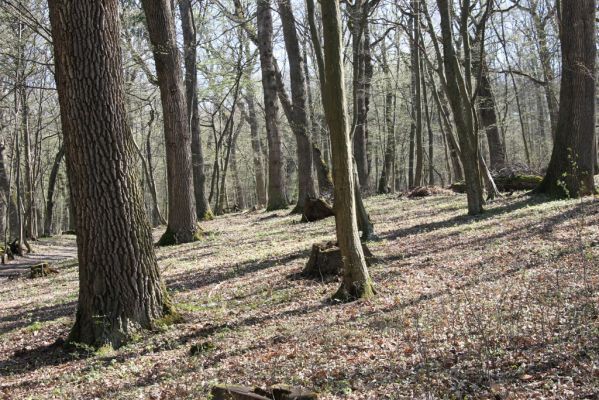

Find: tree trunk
179;0;212;220
256;0;288;211
141;0;200;245
277;0;317;213
378;47;395;194
241;93;267;207
350;1;369;189
411;0;424;187
43;144;64;236
321;0;374;301
48;0;174;348
437;0;484;215
536;0;596;197
476;61;506;171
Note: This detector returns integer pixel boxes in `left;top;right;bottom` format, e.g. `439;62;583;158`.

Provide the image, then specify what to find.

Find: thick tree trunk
141;0;200;245
277;0;317;213
48;0;174;348
179;0;212;220
321;0;374;301
43;144;64;236
256;0;288;211
536;0;596;197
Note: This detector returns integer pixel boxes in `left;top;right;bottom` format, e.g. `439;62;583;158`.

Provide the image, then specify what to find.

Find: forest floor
0;192;598;399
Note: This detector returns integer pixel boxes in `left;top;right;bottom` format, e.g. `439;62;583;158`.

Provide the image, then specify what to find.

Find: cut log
210;385;318;400
494;174;542;191
271;384;318;400
408;186;432;198
210;385;270;400
300;198;334;222
29;263;59;278
302;241;373;278
450;174;542;194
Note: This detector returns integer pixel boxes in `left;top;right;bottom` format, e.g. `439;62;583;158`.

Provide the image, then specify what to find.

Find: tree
437;0;485;214
141;0;201;244
277;0;317;213
535;0;596;197
179;0;212;220
321;0;374;301
256;0;288;211
48;0;175;348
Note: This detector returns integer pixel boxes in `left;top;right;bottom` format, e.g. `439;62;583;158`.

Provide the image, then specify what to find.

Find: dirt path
0;235;77;278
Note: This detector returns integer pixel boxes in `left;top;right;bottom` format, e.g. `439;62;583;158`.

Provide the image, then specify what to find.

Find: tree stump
302;241;373;279
300;198;334;223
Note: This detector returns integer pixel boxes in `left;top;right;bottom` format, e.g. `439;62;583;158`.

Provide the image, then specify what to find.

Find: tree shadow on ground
0;301;76;335
165;248;311;293
379;194;549;241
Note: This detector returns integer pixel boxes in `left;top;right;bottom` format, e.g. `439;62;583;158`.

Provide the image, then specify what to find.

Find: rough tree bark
179;0;212;220
277;0;317;213
535;0;596;197
141;0;200;245
321;0;374;301
411;0;424;187
256;0;288;211
43;144;64;236
48;0;175;348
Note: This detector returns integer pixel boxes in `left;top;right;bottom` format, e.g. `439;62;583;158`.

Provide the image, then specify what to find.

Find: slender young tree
179;0;212;220
48;0;175;348
141;0;200;244
536;0;596;197
321;0;374;301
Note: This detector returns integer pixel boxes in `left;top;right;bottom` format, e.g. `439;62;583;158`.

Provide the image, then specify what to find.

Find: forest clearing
1;192;598;399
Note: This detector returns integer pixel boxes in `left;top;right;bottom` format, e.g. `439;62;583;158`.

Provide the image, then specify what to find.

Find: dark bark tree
48;0;175;348
321;0;374;301
43;144;64;236
276;0;317;213
256;0;288;211
536;0;596;197
349;0;371;189
141;0;200;245
476;62;507;171
411;0;423;187
378;44;395;194
179;0;212;220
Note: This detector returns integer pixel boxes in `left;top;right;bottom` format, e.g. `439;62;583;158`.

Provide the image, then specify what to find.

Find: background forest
0;0;598;399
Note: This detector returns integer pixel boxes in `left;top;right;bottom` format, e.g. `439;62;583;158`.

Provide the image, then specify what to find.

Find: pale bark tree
321;0;374;301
